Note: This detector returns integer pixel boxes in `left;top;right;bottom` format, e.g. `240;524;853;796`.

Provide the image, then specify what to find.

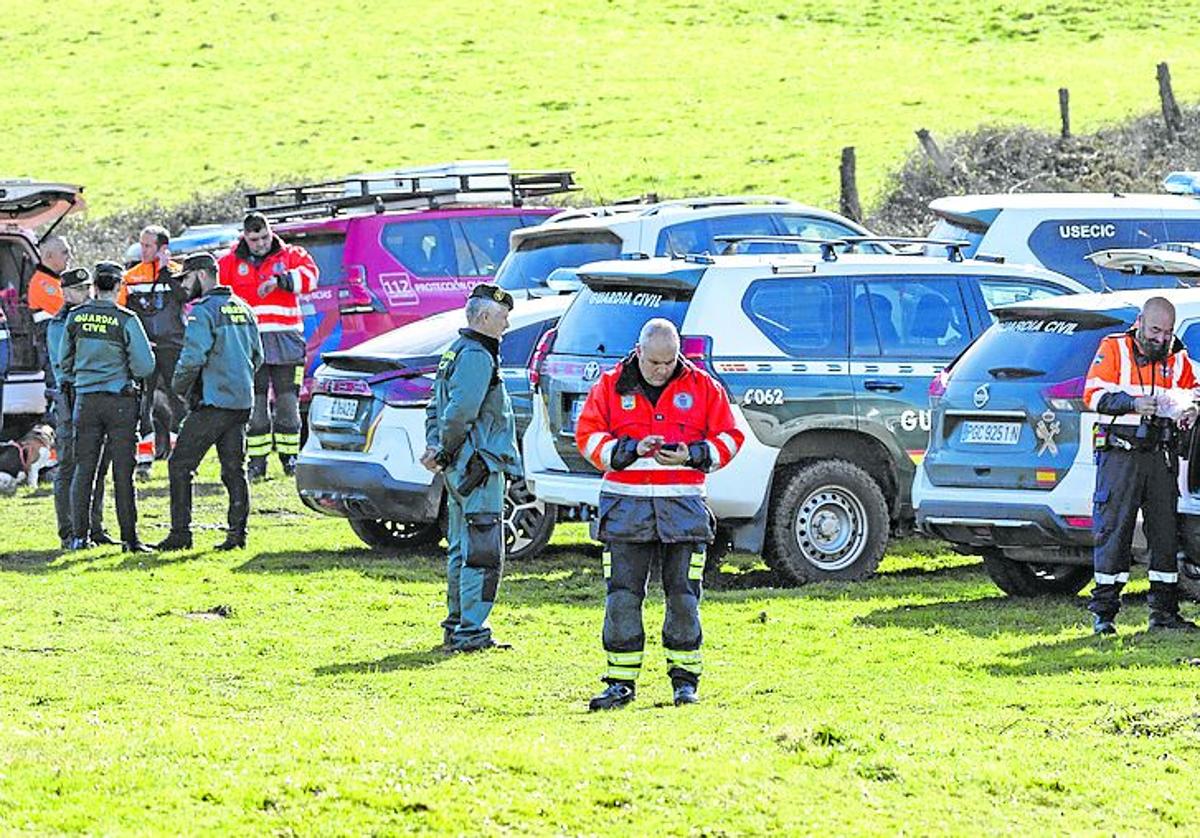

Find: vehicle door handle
863;380;903;393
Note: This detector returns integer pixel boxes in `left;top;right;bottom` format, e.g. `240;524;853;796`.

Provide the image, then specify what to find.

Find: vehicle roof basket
839;236;973;262
713;234;849;262
639;195;796;215
245;164;576;222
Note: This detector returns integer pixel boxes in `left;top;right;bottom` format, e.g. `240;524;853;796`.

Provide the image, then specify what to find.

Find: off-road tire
766;459;889;584
348;517;443;551
980;549;1092;596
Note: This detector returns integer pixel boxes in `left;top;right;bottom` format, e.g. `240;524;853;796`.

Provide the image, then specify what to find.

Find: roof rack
713;234;973;263
244;163;576;222
639;195;796;215
713;235;847;262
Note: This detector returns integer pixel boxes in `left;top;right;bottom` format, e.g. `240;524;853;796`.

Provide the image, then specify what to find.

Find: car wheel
348;517;442;551
766;460;889;584
504;478;556;561
979;549;1091;596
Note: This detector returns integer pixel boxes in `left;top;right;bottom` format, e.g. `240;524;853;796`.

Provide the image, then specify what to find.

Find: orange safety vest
27;266;64;321
575;355;743;497
117;260;181;307
1084;331;1198;426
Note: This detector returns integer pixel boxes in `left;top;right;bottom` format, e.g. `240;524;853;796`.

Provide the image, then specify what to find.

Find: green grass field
3;458;1200;834
6;1;1200;215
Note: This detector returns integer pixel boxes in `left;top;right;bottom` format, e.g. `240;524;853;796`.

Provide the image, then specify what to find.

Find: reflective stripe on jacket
218;235;318;334
1084;331;1197;426
575;355;743;497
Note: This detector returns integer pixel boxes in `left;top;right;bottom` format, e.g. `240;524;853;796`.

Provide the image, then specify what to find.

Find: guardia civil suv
523;241;1086;583
914;283;1200;599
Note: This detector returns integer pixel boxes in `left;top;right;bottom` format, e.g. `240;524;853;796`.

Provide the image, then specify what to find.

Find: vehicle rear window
927;219;984;259
656;214;777;256
553;285;689;356
953;310;1134;382
452;216;528;277
495;231;623;291
288;233;346;288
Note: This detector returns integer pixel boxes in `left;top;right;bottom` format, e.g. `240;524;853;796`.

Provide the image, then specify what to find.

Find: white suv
927;187;1200;292
524;242;1085;583
494;196;888;297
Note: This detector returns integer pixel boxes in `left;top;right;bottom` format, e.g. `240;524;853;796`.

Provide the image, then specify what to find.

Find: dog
0;423;56;493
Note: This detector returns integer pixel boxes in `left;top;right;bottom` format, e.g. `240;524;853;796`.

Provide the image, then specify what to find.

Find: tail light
370;366;436;407
1041;376;1086;411
1064;516;1093;529
928;368;951;401
529;327;557;390
681;334;713;372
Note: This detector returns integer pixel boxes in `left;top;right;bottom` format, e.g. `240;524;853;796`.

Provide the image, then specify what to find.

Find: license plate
567;396;586;430
961;421;1021;445
314;396;360;424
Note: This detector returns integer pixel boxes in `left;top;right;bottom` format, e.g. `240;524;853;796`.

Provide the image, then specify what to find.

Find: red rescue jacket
218;234;318;334
575;354;743;497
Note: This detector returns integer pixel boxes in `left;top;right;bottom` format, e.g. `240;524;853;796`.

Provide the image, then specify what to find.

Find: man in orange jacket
120;225;186;480
1084;296;1199;634
27;235;71;405
575;318;743;710
218;212;318;480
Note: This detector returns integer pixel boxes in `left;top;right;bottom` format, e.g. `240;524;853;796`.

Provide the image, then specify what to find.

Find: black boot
214;532;246;552
89;530;117;546
1148;611;1200;632
247;456;268;482
122;541;154;554
672;681;700;706
1092;613;1117;635
280;454;297;477
588;681;635;711
154;532;193;551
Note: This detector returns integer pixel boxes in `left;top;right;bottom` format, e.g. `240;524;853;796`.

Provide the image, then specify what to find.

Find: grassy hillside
3;460;1200;832
5;0;1200;216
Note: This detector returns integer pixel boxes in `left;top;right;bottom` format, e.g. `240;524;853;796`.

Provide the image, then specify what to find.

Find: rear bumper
916;498;1094;549
525;467;601;508
296;457;442;522
2;370;47;416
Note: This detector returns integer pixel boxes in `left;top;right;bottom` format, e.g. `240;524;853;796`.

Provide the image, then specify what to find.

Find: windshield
953;309;1134;382
553;285;690;356
928;218;985;259
495;231;623;291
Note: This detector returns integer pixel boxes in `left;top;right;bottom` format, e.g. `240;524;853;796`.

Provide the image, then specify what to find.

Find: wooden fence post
1158;61;1184;138
1058;87;1071;139
839;147;862;223
915;128;951;174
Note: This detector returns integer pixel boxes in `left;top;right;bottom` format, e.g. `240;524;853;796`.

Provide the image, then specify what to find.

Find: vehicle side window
775;215;885;254
1181;321;1200;358
500;320;554;367
453;217;526;277
657;214;778;256
381;220;457;277
743;278;848;357
977;278;1063;320
851;277;970;358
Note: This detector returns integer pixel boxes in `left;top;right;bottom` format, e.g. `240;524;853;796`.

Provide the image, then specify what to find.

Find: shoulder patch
437;349;456;373
621;394;636;411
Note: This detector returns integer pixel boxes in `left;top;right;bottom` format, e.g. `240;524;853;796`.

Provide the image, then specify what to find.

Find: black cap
94;261;124;292
179;252;218;276
469;283;514;310
60;267;92;288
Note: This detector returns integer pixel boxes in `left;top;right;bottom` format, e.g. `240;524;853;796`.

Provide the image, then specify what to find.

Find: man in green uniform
156;254;264;552
61;261;156;552
421;284;521;652
47;267;112;548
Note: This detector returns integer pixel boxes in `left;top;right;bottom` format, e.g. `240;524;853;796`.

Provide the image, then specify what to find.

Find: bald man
1084;296;1199;634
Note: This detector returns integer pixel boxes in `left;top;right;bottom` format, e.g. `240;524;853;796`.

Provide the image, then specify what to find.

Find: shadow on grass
136;482;229;501
314;645;453;675
855;594;1087;637
0;549;101;574
986;620;1200;676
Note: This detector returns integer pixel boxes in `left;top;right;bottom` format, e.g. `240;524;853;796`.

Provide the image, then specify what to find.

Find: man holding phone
575;318;743;710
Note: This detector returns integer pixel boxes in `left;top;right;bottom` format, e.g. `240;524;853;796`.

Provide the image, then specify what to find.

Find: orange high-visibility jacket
27;266;63;321
1084;331;1198;426
575;355;743;497
218;235;318;334
117;259;181;307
